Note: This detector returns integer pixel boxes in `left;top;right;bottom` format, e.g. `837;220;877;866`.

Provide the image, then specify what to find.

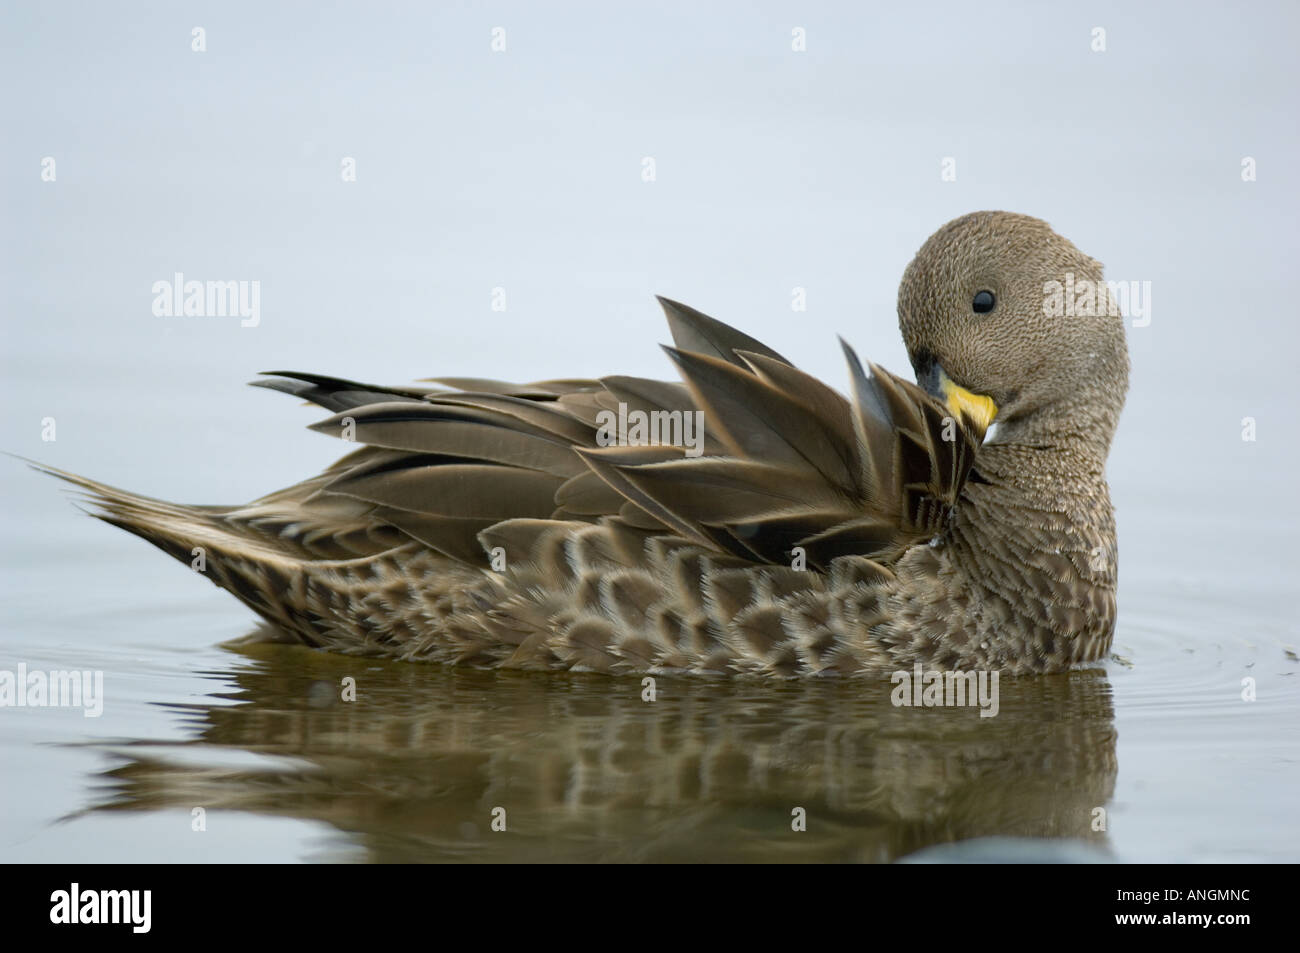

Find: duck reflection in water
78;639;1117;863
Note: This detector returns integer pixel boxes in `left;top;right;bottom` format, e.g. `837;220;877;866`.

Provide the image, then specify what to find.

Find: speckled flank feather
38;211;1128;677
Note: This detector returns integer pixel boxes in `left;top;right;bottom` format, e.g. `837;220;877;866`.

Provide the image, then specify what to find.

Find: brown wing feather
237;299;981;572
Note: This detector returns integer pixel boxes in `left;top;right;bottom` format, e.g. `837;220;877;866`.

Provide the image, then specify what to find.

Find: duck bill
919;364;998;440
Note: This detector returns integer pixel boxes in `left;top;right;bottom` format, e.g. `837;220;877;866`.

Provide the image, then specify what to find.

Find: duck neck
983;395;1119;482
967;426;1118;561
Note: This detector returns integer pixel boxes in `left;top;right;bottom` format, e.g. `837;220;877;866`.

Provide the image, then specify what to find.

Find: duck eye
972;290;995;313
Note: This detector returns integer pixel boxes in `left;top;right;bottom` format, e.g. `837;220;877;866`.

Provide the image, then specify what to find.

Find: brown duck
38;211;1129;677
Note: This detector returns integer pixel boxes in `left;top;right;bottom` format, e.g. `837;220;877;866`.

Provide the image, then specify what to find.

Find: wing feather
245;301;981;570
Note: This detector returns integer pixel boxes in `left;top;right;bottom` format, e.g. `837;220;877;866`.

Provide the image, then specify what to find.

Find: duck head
897;211;1130;454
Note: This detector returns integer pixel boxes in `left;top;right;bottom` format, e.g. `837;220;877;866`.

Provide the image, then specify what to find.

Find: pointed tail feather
23;460;325;643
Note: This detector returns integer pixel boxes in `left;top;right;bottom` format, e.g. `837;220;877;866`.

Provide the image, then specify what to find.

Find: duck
36;211;1129;677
